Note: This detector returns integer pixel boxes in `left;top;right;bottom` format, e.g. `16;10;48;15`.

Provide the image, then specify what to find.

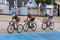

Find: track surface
0;32;60;40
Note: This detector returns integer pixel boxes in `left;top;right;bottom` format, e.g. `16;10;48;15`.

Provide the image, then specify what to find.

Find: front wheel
42;22;47;30
31;23;37;31
17;24;23;33
7;24;14;34
49;22;54;30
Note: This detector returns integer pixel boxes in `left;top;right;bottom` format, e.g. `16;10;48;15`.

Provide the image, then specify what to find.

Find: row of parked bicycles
7;19;54;34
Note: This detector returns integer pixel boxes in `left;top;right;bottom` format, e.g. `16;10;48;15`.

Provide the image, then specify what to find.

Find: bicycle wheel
31;23;37;31
7;24;14;34
49;22;54;30
23;23;28;32
42;22;47;30
17;24;23;33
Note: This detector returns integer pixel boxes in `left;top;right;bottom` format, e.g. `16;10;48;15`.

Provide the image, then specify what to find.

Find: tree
35;0;57;5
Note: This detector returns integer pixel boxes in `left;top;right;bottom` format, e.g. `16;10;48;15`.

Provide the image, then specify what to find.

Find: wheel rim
50;23;54;29
31;23;37;31
17;24;23;33
7;25;14;33
42;23;47;28
24;24;28;31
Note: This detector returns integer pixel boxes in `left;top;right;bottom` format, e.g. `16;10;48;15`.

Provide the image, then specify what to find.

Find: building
7;0;38;15
0;0;9;14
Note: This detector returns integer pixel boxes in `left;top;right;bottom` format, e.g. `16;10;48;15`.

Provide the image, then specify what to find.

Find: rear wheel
17;24;23;33
31;23;37;31
49;22;54;30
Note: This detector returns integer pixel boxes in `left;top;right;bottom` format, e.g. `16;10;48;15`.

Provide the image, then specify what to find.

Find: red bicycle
42;18;54;30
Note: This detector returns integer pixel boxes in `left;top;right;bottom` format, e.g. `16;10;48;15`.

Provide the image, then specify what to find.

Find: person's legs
43;13;47;22
27;18;31;27
31;18;35;22
48;16;53;22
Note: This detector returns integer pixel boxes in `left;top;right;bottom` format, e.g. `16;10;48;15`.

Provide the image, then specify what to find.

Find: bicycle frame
44;19;51;27
9;21;18;30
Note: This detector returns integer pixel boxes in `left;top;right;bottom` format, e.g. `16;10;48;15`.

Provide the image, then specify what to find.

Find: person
26;13;35;22
12;12;20;25
40;3;47;16
26;13;35;27
44;8;53;22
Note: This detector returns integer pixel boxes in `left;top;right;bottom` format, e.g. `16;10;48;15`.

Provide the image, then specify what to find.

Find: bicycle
23;21;37;32
7;21;23;34
41;18;54;30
